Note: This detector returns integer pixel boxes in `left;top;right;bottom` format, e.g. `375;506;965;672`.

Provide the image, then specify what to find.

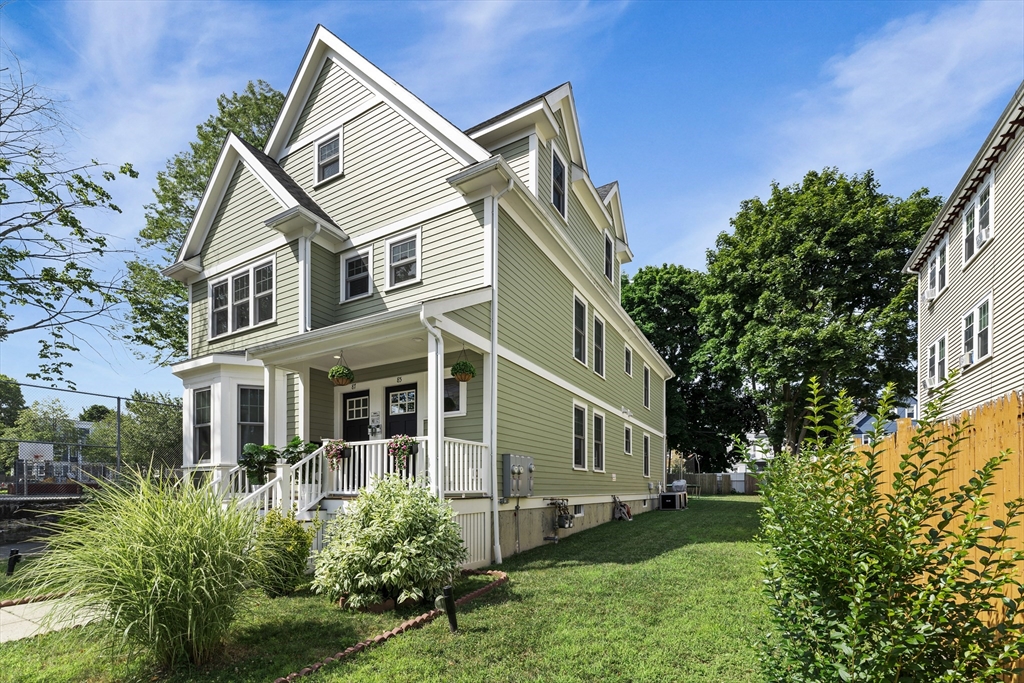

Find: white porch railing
288;443;327;513
443;438;488;496
326;437;428;496
238;475;282;513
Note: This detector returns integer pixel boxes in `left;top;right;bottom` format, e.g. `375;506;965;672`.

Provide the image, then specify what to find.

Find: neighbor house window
193;388;211;463
643;365;651;409
926;239;947;298
604;232;614;282
210;260;274;338
593;412;605;471
573;403;586;469
573;295;587;364
385;229;421;289
552;151;566;217
962;296;992;367
342;248;372;301
643;434;650;477
593;316;605;377
624;425;632;454
906;406;916;420
317;134;341;183
963;180;993;265
238;386;264;457
624;344;633;376
443;375;467;417
927;334;947;389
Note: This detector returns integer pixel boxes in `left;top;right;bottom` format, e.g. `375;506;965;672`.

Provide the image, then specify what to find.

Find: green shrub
313;474;466;608
757;378;1024;683
251;509;316;597
22;469;255;669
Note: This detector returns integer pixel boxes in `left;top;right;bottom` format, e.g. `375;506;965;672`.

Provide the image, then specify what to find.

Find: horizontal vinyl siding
497;209;665;426
334;202;486;324
445;350;484;442
280;103;465;238
918;132;1024;416
289;59;374;144
200;162;283;264
496;358;660;498
447;302;491;340
310;243;338;330
191;241;301;356
286;373;298;440
495;137;530;188
309;368;335;442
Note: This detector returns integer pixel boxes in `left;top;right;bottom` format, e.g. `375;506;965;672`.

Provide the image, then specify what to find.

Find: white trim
924;237;948;302
623;343;633;377
442;369;468;417
572;291;588;366
340;244;374;302
593;313;606;379
482;195;494;288
207;257;277;341
926;332;948;390
187;284;194;357
297;236;308;335
313;129;343;187
961;176;994;270
572;400;588;471
960;292;994;369
280;96;381;159
341;192;486;252
383;227;423;290
528;133;538;196
197;237;289;283
643;364;651;410
624;424;632;455
642;433;651;478
592;408;606;473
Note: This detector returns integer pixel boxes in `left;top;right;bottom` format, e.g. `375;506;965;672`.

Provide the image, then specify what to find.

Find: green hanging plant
328;364;355;386
451;359;476;383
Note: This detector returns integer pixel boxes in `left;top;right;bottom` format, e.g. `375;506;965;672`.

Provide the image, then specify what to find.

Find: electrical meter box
502;453;535;498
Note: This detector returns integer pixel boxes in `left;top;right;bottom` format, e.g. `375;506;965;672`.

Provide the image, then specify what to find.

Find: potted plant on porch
239;443;278;489
387;434;418;472
325;440;352;470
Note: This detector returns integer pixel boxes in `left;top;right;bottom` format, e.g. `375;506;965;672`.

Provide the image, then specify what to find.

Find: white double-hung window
317;133;341;183
342;247;372;301
385;229;421;289
961;295;992;368
963;179;993;266
925;239;947;301
210;260;274;338
573;294;587;365
604;232;614;282
926;334;946;390
551;150;567;217
593;315;605;377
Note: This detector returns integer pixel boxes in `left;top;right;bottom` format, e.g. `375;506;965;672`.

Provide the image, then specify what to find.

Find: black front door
342;390;370;442
384;384;418;438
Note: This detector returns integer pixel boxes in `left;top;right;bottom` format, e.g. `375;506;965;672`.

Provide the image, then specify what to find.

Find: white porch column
425;325;445;498
264;364;278;448
295;365;310;441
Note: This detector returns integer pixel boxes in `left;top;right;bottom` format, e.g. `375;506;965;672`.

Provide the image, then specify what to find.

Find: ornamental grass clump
251;509;317;598
313;474;466;608
22;469;255;669
757;377;1024;683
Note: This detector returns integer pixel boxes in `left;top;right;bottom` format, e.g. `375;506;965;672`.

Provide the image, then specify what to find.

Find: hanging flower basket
329;364;355;386
325;440;351;470
451;359;476;383
387;434;418;471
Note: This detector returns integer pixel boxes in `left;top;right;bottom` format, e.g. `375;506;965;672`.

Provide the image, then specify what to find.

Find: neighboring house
850;400;917;446
905;82;1024;418
163;26;672;566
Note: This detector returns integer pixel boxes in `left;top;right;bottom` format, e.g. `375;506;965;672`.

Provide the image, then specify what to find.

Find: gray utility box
502;453;535;498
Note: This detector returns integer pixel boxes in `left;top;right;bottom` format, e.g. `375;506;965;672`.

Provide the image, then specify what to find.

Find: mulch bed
272;569;509;682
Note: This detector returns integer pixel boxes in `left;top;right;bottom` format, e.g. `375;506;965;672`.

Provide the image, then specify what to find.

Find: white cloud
775;0;1024;181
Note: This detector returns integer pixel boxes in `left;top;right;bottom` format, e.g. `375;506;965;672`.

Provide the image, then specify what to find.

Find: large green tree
699;168;942;451
0;399;82;470
0;374;25;428
622;265;759;471
88;391;182;467
0;48;137;384
123;81;284;363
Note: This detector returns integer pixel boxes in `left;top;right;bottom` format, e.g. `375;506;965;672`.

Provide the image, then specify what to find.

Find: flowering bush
387;434;416;471
324;440;350;471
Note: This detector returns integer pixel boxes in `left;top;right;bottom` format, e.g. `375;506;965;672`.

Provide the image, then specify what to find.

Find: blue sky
0;0;1022;398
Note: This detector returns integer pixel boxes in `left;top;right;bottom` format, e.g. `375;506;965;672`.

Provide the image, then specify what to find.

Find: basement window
573;504;584;517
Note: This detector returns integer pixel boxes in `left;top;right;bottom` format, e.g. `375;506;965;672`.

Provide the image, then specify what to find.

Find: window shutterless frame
624;344;633;376
572;401;587;470
314;131;342;185
624;424;632;455
593;314;605;378
551;148;567;218
340;245;373;302
442;370;467;417
384;227;422;290
572;293;587;365
193;388;212;463
643;365;651;409
237;386;265;459
926;333;947;389
963;177;994;269
593;410;605;472
642;434;651;478
961;294;993;368
209;259;275;339
604;231;614;282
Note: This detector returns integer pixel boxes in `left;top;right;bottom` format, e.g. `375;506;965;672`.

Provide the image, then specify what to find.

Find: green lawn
0;496;766;683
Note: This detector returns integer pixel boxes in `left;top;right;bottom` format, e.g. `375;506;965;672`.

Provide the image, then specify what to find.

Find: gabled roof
234;136;335;227
264;25;490;166
904;80;1024;273
464;83;564;135
595;182;616;201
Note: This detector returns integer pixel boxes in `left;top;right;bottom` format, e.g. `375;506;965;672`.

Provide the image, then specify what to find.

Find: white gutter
489;176;513;565
420;309;445;499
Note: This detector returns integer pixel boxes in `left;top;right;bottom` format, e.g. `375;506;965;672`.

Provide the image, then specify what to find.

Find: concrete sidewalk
0;599;95;643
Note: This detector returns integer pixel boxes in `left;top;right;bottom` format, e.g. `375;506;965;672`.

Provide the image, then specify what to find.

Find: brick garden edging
271;569;509;683
0;592;65;609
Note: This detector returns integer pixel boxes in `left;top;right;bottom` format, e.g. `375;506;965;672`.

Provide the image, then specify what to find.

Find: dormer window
317;134;341;183
552;151;566;217
604;232;614;282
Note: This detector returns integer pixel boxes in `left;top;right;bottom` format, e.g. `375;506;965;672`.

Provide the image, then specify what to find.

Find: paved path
0;599;94;643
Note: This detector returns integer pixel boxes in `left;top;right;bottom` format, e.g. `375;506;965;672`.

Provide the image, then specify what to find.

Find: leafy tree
622;265;759;471
0;48;137;383
89;391;182;467
123;81;284;363
0;374;25;428
699;168;941;452
79;404;112;422
0;399;83;470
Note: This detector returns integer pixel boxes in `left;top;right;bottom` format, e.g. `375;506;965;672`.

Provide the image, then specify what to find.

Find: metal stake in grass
442;585;457;633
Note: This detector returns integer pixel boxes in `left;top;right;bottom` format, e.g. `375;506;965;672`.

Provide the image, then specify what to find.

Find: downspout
489;176;513;565
420;309;444;499
304;225;322;333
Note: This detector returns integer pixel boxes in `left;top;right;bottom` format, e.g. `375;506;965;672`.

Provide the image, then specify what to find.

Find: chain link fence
0;381;183;497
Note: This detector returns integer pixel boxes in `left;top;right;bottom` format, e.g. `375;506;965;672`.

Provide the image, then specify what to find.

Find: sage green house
165;25;672;565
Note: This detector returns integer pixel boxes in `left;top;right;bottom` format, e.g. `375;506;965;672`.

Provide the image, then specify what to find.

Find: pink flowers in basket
387;434;417;471
325;440;350;470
